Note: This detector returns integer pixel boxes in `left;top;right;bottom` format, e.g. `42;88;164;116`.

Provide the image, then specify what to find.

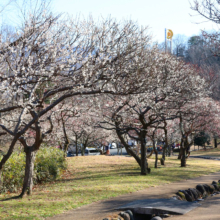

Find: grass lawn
190;147;220;158
0;155;220;219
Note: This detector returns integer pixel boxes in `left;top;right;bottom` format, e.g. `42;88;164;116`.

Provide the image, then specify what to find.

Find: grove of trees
0;0;220;198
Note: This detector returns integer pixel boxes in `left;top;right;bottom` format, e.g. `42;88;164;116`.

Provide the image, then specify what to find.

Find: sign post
165;28;167;53
165;29;173;54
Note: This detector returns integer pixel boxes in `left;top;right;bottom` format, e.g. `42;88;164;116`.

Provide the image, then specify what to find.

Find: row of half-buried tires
176;180;220;202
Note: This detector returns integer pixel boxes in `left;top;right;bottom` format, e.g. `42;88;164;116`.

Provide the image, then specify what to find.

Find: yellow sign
167;29;173;39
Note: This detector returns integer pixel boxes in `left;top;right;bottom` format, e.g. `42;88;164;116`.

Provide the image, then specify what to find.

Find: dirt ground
46;171;220;220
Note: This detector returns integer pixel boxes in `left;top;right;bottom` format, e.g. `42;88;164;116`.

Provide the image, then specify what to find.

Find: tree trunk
76;138;78;156
162;146;166;161
168;145;171;157
214;138;217;148
155;151;158;168
63;141;69;157
0;170;2;188
0;135;20;170
62;117;69;157
164;129;169;157
81;145;85;156
20;148;36;198
178;139;183;159
116;129;141;167
140;132;148;175
180;147;186;167
153;140;158;168
147;150;153;158
180;136;188;167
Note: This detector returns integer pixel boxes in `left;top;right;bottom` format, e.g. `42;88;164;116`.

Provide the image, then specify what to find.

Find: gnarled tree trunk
116;129;141;167
20;147;36;198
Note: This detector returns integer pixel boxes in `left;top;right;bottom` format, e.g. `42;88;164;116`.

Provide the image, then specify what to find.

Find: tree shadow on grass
55;169;141;182
0;194;22;201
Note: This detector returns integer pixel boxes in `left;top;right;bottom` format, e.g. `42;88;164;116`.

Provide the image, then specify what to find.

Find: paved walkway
170;194;220;220
46;172;220;220
190;155;220;160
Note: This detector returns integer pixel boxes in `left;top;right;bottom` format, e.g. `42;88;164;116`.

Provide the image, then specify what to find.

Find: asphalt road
109;147;128;155
67;147;129;157
67;147;163;157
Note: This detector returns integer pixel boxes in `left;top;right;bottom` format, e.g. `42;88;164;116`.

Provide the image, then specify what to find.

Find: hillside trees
191;0;220;146
170;97;220;166
194;131;211;148
191;0;220;24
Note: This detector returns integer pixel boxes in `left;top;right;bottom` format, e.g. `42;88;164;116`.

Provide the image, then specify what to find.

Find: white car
110;143;117;149
85;148;100;155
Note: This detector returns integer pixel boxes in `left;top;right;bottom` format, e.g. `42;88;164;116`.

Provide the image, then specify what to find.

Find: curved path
46;172;220;220
170;194;220;220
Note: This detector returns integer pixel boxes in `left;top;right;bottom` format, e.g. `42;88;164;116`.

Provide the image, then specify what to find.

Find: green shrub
35;147;67;183
0;153;25;193
194;131;210;147
0;147;67;193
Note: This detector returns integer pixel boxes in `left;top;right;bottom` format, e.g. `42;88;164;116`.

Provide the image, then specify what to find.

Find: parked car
85;148;100;155
67;151;74;157
110;143;117;149
68;144;81;154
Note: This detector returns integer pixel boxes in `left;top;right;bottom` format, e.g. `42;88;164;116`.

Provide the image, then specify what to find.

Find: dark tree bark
61;116;69;157
0;134;21;170
75;138;78;156
115;127;141;167
0;170;2;188
179;136;188;167
81;136;89;156
18;114;53;198
214;138;218;148
112;110;150;175
160;157;165;165
140;131;147;175
73;130;83;156
164;126;169;157
180;147;186;167
153;139;158;168
19;147;36;197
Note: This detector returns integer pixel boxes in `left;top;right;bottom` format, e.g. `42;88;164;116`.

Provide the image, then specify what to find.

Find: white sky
53;0;217;43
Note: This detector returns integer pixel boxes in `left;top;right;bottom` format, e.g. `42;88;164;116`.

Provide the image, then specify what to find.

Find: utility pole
165;28;167;53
